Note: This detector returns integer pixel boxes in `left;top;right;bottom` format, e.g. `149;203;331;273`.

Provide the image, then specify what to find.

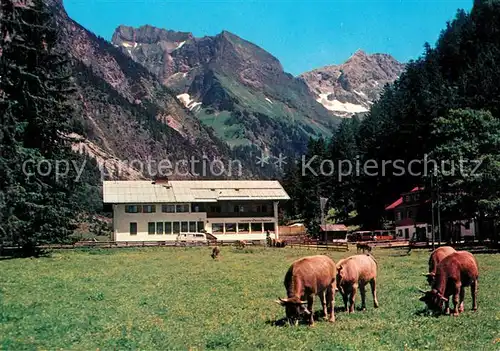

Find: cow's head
419;288;448;312
422;272;435;286
275;296;310;325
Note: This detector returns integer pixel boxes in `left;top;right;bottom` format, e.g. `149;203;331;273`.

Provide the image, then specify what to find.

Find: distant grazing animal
423;246;456;286
211;246;220;259
273;239;287;248
275;255;336;326
419;251;478;316
336;254;379;313
356;243;372;253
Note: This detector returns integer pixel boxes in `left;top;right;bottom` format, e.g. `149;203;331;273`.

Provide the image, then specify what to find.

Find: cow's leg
326;284;335;322
370;278;379;308
471;279;478;311
341;290;348;312
444;299;450;315
359;282;367;311
451;283;461;316
459;286;465;313
307;295;314;326
320;290;327;319
349;284;357;313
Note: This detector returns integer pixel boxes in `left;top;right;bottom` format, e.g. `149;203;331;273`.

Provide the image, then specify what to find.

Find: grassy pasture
0;247;499;350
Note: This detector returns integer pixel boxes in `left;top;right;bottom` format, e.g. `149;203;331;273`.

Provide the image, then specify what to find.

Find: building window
397;229;402;237
148;222;155;235
125;205;140;213
414;193;420;200
396;211;402;221
181;221;189;232
212;223;224;234
233;205;244;213
189;221;197;232
176;204;190;213
162;204;175;213
404;228;409;239
238;223;249;233
143;205;156;213
251;223;262;233
408;210;413;218
210;205;221;213
156;222;164;235
225;223;237;233
165;222;172;235
427;225;432;233
404;196;410;202
130;222;137;235
197;222;205;232
264;223;275;232
261;205;268;213
464;221;471;230
173;222;180;234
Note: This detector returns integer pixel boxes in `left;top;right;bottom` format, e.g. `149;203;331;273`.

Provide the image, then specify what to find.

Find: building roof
385;187;424;211
320;224;348;232
102;180;290;204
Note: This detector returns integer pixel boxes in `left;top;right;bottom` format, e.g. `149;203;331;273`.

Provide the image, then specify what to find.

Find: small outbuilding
319;224;349;243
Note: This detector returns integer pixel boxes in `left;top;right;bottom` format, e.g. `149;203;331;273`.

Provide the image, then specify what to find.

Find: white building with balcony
103;179;290;242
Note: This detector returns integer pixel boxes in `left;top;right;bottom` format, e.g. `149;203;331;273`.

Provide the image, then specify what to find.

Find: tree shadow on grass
0;248;51;261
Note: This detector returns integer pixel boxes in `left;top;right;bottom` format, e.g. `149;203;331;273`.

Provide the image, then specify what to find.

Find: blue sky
64;0;473;76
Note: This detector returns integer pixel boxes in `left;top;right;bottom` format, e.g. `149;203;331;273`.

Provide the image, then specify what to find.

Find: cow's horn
300;300;308;305
275;298;287;305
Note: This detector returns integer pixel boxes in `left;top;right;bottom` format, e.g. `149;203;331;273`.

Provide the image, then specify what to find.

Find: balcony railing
207;211;274;218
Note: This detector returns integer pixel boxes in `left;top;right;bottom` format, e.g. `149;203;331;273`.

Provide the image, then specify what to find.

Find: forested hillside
284;0;500;237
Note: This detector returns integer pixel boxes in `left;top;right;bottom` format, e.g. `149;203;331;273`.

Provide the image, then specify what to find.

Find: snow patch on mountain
177;93;202;111
317;93;368;114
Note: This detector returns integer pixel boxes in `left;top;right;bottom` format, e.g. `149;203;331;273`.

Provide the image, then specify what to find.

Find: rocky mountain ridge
300;50;405;117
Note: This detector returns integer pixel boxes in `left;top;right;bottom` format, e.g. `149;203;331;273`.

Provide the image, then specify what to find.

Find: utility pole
431;174;435;251
320;197;328;243
437;184;441;245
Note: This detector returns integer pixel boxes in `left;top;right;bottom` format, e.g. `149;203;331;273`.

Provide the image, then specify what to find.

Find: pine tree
0;0;81;255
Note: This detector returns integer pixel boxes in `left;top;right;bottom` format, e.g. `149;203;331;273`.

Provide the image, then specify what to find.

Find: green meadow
1;247;499;350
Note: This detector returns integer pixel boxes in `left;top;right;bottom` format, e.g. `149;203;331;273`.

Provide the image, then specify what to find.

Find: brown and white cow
419;251;478;316
336;254;379;313
423;246;456;285
275;255;336;326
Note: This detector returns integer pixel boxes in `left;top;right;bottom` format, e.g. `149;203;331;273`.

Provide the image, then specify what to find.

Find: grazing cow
423;246;456;285
356;243;372;253
211;246;220;259
419;251;478;316
275;255;336;326
336;254;379;313
273;239;287;248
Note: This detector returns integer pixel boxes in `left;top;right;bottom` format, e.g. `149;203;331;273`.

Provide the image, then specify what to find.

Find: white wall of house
395;224;429;239
112;203;279;242
451;219;476;237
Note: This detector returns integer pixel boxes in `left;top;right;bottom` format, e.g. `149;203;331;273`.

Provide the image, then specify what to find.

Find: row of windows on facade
125;204;269;214
128;221;276;235
403;193;420;203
